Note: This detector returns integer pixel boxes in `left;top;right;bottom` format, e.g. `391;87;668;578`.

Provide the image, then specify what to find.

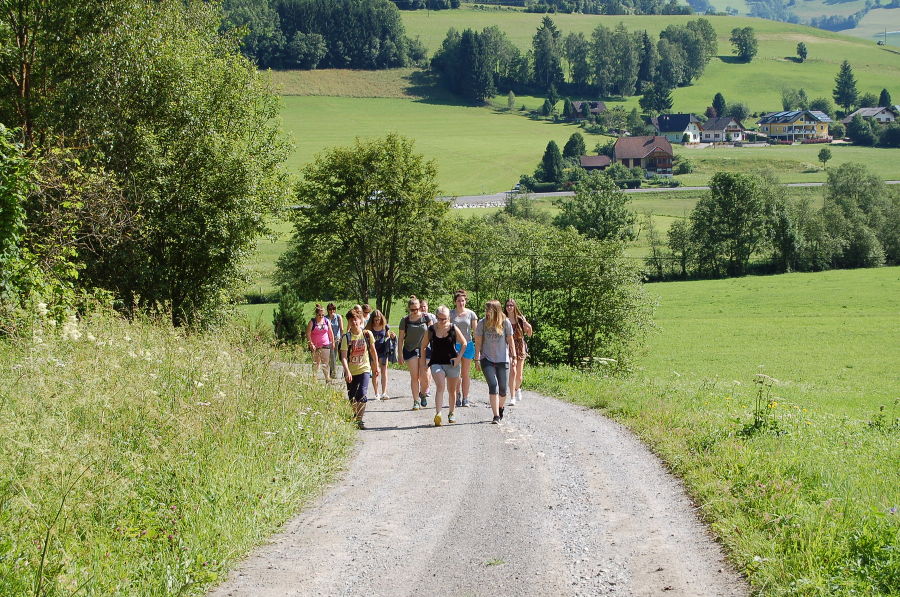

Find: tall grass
0;311;356;595
524;268;900;595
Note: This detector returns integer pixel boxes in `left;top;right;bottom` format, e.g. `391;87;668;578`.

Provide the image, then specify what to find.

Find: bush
674;158;694;175
273;287;306;343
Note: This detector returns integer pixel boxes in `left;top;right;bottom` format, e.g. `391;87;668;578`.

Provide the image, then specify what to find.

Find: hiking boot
448;412;457;424
413;399;421;411
491;415;501;425
434;413;442;427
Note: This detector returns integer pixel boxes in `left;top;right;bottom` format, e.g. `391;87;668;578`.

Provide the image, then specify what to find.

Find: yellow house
757;110;832;141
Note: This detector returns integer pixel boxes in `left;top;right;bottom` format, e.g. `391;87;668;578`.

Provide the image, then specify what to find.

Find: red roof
579;155;611;168
613;136;673;159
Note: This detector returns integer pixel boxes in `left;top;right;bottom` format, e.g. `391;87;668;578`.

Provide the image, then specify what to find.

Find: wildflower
87;333;96;342
36;302;49;317
196;401;211;407
61;315;82;341
195;381;204;388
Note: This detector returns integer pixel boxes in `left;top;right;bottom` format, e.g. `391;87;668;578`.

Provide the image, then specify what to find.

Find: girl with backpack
340;310;379;429
398;296;429;410
450;289;478;407
421;305;467;426
475;300;516;425
306;304;335;381
365;309;394;400
505;298;533;405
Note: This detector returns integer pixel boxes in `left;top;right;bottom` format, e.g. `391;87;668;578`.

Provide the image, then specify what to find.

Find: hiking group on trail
307;290;533;430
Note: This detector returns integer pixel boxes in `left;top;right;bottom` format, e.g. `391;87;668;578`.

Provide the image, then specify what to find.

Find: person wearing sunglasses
421;305;467;426
398;295;429;410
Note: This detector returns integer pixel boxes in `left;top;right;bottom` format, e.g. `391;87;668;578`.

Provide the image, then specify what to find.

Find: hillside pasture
526;267;900;594
401;10;900;114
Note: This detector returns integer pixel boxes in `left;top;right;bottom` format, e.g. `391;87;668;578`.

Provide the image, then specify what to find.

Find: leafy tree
562;132;586;159
286;32;327;69
564;32;592;92
660;22;714;83
879;123;900;148
796;41;807;62
818;147;832;168
611;23;638;97
727;102;750;121
540;98;554;116
552;172;636;241
809;96;834;117
689;172;768;276
781;87;809;111
712;93;727;119
667;218;692;277
833;60;858;112
858;92;878;108
563;97;575;120
458;29;495;103
590;24;616;96
507;90;516;109
821;163;889;268
847;114;877;146
639;83;673;115
222;0;286;68
539;140;564;183
628;107;651;135
637;31;658;88
729;27;758;62
532;16;564;91
655;38;686;90
879;88;892;108
276;134;444;319
547;83;560;107
0;125;31;302
830;121;845;140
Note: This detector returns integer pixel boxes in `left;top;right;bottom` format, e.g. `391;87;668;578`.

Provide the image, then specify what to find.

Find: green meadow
846;8;900;46
526;267;900;595
401;9;900;113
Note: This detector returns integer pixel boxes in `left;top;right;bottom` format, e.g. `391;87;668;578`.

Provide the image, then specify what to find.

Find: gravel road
209;375;749;597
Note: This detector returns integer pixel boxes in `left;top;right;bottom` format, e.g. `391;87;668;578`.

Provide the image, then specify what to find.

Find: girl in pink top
307;304;335;380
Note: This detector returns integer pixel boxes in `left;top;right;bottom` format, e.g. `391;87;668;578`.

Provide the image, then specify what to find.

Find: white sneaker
516;389;523;402
380;393;389;401
509;395;518;406
373;393;381;400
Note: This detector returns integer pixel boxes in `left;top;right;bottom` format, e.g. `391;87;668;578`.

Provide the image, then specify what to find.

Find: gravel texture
208;375;749;597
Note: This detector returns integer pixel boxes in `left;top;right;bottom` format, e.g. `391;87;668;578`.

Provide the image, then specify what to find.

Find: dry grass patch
266;68;422;98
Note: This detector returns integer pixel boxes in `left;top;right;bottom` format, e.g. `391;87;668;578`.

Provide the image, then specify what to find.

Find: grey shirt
475;317;514;363
400;315;429;351
450;308;477;343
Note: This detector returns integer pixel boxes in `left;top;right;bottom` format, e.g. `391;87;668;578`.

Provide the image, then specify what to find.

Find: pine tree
540;140;564;183
563;132;586;159
563;97;575;120
879;88;892;108
833;60;858;112
712;93;727;119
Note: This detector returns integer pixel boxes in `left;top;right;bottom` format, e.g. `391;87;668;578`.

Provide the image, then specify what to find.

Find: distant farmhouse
700;117;746;143
840;106;899;125
579;155;611;171
572;101;607;119
613;136;673;176
757;110;832;142
652;113;701;144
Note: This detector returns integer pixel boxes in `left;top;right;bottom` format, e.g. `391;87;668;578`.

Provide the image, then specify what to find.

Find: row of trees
646;166;899;279
275;134;653;368
523;0;694;14
222;0;426;69
1;0;291;328
432;16;718;104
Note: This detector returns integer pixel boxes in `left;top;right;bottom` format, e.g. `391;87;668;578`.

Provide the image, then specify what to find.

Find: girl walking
398;296;429;410
505;298;533;405
450;289;478;407
306;304;335;381
340;310;379;429
326;303;343;379
365;309;393;400
475;300;516;425
421;305;467;426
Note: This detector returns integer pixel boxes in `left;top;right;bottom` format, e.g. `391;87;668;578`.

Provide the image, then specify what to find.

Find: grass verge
0;311;356;595
524;267;900;595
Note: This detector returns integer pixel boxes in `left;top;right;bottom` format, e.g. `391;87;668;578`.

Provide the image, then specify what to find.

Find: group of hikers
305;290;533;429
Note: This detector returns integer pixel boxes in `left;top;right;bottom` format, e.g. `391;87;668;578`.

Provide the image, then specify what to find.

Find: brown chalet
613;136;673;176
579;155;611;171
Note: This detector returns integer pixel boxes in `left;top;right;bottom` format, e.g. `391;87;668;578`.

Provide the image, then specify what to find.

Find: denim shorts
402;347;421;361
455;341;475;360
430;362;461;378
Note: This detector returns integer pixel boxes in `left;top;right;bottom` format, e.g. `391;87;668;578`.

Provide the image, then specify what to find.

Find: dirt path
209;375;749;597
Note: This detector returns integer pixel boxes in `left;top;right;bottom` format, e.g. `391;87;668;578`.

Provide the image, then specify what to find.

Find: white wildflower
196;401;211;407
61;315;82;341
195;381;204;388
214;391;226;400
87;333;96;342
36;302;49;317
127;350;138;358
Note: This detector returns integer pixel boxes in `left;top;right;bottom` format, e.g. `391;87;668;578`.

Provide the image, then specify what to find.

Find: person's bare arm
306;320;314;351
367;332;379;378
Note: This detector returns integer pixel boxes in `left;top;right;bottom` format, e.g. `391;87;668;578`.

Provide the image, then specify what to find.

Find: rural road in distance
451;180;900;208
209;376;749;597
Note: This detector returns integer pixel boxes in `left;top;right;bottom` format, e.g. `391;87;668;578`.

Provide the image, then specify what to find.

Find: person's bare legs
378;359;388;397
460;357;472;403
447;377;459;417
407;357;421;407
432;369;446;422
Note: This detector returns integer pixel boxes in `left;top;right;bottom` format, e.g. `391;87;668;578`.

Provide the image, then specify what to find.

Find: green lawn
402;10;900;114
525;267;900;595
279;95;611;196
